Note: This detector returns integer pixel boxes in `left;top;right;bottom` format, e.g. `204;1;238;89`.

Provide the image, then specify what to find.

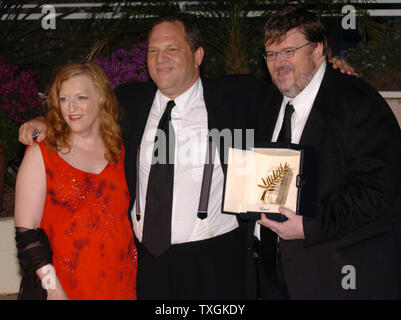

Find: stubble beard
274;59;317;98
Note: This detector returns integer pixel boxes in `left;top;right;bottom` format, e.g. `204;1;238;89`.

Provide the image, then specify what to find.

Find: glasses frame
263;42;312;62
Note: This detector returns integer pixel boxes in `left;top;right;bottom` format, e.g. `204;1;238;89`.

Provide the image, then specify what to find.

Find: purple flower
0;55;42;126
381;55;386;60
94;42;149;88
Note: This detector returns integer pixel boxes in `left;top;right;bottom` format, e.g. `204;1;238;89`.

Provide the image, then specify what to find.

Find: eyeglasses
263;42;312;62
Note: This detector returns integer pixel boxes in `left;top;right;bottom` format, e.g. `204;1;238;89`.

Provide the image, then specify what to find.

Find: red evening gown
36;141;137;300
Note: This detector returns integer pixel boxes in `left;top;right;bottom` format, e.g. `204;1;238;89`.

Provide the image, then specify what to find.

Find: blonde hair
46;62;123;163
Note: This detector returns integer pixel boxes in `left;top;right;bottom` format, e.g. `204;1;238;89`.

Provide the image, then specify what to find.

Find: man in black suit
114;17;269;299
256;5;401;299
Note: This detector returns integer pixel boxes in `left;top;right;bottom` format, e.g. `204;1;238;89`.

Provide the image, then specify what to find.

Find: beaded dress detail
37;141;136;300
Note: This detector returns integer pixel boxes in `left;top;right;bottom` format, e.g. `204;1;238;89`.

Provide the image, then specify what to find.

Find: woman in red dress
14;63;137;300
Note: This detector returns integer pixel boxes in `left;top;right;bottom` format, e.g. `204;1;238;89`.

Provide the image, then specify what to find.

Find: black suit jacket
257;65;401;299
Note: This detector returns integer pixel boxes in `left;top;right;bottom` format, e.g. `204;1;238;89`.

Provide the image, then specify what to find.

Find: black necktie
277;101;295;143
142;100;175;257
260;101;294;278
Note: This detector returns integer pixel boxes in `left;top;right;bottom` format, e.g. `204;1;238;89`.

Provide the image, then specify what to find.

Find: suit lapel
201;76;221;130
201;76;227;166
135;82;158;147
299;66;334;148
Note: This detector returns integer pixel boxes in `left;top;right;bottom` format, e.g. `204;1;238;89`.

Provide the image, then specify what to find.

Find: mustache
274;64;293;73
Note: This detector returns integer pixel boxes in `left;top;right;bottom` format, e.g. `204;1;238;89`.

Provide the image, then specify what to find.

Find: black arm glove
15;227;53;300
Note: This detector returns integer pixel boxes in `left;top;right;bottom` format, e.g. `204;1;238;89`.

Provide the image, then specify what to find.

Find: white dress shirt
132;78;239;244
255;61;327;239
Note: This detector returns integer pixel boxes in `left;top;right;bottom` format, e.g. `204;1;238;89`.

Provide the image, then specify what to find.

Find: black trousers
255;238;290;300
135;227;249;300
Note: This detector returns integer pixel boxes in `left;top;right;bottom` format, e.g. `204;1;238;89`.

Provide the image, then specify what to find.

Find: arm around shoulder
18;116;48;146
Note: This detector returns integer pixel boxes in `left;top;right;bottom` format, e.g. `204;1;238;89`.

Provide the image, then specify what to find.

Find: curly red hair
46;62;123;163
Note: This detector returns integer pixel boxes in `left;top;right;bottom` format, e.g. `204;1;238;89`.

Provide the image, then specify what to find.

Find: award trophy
223;143;317;221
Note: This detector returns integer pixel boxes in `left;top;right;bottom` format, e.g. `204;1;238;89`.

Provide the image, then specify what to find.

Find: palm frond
258;162;290;201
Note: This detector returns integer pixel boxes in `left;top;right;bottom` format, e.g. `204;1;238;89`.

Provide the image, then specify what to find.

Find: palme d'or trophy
257;162;293;206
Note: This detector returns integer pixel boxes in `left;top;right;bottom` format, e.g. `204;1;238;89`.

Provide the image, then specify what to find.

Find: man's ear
194;46;204;68
312;42;324;61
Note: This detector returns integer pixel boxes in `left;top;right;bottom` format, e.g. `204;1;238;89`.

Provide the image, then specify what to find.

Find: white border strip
0;12;122;20
380;91;401;99
368;9;401;16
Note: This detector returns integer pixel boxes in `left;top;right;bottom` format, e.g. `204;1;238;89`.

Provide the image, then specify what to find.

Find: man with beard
255;5;401;299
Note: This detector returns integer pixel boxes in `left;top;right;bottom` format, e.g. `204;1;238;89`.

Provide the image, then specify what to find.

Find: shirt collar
283;60;326;117
156;77;202;117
